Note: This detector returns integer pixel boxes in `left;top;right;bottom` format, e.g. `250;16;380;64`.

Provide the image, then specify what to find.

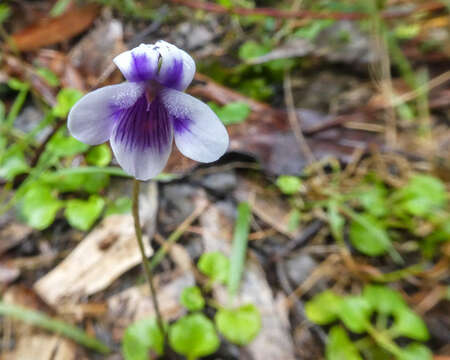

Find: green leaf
180;286;205;312
0;302;110;354
338;296;372;333
41;172;109;194
349;214;391;256
305;290;342;325
392;308;429;341
21;185;62;230
169;313;219;360
357;184;388;217
362;285;407;315
215;304;261;346
197;251;230;284
122;317;165;360
46;128;89;159
213;102;251;125
86;144;112;167
0;146;29;180
35;67;60;87
0;4;11;24
394;175;447;217
228;202;251;297
328;201;345;243
294;19;335;40
64;195;105;231
105;197;132;216
398;343;432;360
52;88;83;118
288;209;301;232
326;326;362;360
238;41;270;60
50;0;72;16
276;175;302;195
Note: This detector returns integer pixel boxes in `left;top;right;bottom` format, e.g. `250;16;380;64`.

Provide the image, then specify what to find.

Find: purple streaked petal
160;88;228;163
110;94;173;180
68;82;144;145
113;44;159;82
154;40;195;91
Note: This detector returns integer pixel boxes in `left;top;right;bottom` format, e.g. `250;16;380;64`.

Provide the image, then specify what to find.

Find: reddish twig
169;0;445;20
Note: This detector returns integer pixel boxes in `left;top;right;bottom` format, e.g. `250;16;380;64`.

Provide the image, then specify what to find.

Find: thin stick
132;179;166;343
283;71;315;165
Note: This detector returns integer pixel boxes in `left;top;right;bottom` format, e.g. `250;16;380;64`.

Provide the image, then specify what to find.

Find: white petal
160;88;229;163
68;82;144;145
110;126;173;181
113;44;159;82
155;40;195;91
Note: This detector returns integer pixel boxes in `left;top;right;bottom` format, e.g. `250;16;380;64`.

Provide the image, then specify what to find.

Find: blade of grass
0;301;110;354
228;202;252;300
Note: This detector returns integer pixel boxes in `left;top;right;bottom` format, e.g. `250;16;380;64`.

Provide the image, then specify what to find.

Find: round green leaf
362;285;407;315
349;214;391;256
392;308;429;341
86;144;112;167
21;185;62;230
305;290;342;325
394;175;447;216
398;343;432;360
52;88;83;118
276;175;302;195
122;317;165;360
326;326;362;360
197;251;230;284
64;195;105;231
0;146;29;180
215;304;261;345
180;286;205;312
338;296;372;334
215;102;251;125
169;313;219;359
105;196;132;216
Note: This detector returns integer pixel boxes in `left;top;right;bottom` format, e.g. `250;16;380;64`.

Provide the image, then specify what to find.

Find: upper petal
160;88;229;163
68;82;144;145
113;44;159;82
154;40;195;91
110;95;173;180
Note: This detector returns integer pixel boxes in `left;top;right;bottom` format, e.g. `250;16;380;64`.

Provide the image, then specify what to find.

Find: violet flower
68;41;229;180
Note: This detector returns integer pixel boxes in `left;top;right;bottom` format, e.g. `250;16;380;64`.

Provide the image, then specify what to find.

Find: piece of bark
200;204;296;360
34;214;152;307
107;272;195;337
3;335;77;360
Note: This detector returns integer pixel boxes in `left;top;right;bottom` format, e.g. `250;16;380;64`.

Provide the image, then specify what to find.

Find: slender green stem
132;179;166;345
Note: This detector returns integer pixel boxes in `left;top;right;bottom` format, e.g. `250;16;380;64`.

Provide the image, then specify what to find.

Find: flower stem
132;179;166;345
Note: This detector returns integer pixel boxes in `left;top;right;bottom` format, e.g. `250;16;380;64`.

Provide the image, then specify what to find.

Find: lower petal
160;88;229;163
110;95;173;180
68;82;144;145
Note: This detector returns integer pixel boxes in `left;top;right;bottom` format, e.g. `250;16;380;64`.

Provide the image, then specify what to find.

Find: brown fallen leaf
11;4;100;51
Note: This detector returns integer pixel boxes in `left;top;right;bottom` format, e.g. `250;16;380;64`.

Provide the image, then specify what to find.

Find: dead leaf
11;4;100;51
